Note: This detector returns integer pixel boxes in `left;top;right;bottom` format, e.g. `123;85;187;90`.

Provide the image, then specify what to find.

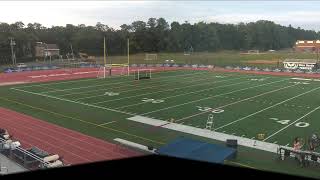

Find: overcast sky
0;1;319;31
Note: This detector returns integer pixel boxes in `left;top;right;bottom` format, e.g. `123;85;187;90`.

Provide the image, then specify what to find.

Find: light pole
70;44;75;61
317;47;319;63
9;37;16;65
43;43;47;63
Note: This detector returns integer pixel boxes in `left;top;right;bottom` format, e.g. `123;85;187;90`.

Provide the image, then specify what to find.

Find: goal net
184;46;194;55
133;69;152;80
144;54;157;61
97;64;129;79
248;50;260;54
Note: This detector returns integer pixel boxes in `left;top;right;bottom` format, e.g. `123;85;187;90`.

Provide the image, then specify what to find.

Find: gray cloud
0;1;319;31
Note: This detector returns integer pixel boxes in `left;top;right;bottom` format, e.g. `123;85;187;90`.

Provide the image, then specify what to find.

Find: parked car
16;63;27;68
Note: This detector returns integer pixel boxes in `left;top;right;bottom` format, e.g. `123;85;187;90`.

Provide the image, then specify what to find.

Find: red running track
213;67;320;78
0;67;180;86
0;107;141;165
2;66;320;87
0;68;99;85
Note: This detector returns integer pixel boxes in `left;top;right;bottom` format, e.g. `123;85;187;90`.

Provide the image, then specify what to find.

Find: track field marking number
290;82;309;85
197;106;224;113
104;92;119;96
295;122;310;127
142;98;164;104
270;118;310;128
250;78;265;81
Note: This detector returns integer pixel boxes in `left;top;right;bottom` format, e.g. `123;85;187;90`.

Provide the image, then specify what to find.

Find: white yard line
140;78;286;116
263;104;320;141
73;73;241;101
92;75;252;105
10;88;135;116
61;71;215;98
61;83;143;97
99;121;117;126
40;71;209;94
114;77;254;109
17;69;189;89
17;75;101;88
175;81;296;122
214;86;320;131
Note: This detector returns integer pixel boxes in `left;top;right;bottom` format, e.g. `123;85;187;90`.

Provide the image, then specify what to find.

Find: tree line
0;18;319;61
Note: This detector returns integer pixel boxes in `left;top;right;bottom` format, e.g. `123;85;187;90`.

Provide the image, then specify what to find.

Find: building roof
295;40;320;48
156;137;236;164
36;43;59;50
283;59;317;63
45;44;59;50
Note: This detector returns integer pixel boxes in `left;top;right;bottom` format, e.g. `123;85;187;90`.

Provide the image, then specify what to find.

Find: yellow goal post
97;63;130;78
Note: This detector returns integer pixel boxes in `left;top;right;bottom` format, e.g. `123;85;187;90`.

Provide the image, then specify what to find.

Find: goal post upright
127;38;130;76
104;36;106;66
98;37;129;78
104;36;107;78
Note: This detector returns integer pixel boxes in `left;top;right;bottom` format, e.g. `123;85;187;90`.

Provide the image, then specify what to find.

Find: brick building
294;40;320;52
35;42;60;57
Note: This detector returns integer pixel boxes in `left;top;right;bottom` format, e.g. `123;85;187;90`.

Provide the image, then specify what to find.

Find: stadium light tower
317;47;319;63
70;44;75;61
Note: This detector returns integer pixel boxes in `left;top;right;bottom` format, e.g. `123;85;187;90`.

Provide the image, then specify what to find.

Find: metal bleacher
278;146;320;167
0;137;51;170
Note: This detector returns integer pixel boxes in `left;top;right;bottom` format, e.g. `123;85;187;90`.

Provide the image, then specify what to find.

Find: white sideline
10;88;136;116
0;81;28;86
127;116;280;153
290;78;313;81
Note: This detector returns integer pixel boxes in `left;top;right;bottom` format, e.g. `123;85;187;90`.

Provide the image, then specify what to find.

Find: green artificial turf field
1;69;320;178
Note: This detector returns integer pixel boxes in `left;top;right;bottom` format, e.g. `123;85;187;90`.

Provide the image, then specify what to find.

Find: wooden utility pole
9;37;16;65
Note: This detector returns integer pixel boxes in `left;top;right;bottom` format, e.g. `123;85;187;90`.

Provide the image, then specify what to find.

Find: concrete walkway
0;153;26;175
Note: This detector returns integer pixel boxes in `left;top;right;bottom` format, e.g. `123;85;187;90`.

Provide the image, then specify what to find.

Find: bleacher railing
0;137;51;170
277;146;320;166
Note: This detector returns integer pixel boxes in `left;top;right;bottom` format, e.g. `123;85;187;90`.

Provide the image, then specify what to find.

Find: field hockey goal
97;63;129;79
133;69;152;80
144;53;157;61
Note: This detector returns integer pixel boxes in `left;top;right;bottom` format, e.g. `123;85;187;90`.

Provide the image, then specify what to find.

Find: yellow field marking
0;97;165;145
225;160;258;170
